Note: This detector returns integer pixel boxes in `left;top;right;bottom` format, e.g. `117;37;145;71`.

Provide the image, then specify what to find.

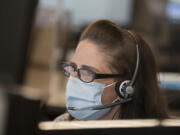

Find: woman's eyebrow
70;61;100;72
69;61;77;66
81;65;100;72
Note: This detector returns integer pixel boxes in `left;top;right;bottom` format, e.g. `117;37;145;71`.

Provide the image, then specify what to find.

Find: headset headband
126;30;140;86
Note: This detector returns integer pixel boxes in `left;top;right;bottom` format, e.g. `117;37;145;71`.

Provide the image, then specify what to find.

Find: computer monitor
39;119;180;135
0;88;41;135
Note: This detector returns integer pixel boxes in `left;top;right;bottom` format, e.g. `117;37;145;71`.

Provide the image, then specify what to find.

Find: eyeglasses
61;62;123;83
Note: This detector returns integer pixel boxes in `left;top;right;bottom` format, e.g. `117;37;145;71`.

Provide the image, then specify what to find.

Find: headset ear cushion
115;82;124;99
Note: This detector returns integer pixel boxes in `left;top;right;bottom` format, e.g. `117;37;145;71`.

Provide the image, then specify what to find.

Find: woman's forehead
71;40;112;73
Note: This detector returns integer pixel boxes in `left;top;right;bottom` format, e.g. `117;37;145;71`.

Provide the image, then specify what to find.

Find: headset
115;36;140;100
68;30;140;111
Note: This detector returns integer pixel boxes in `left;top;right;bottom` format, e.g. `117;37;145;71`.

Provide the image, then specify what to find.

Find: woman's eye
79;69;94;82
80;69;93;76
66;66;75;73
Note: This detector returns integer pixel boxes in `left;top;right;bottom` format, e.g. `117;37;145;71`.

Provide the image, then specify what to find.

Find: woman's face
71;39;118;105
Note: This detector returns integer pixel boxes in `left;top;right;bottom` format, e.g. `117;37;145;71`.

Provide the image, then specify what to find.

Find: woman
55;20;168;121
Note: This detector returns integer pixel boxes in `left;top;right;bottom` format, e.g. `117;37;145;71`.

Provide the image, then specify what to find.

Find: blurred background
0;0;180;134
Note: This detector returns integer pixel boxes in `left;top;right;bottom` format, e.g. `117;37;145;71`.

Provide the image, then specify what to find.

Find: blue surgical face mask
66;76;116;120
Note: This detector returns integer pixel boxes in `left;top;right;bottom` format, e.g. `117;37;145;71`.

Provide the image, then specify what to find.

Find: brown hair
79;20;168;119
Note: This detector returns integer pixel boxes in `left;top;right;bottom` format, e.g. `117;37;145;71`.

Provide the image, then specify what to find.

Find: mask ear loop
112;97;120;103
104;81;118;88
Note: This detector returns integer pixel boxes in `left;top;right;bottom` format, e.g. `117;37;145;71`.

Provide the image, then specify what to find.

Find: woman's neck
99;105;120;120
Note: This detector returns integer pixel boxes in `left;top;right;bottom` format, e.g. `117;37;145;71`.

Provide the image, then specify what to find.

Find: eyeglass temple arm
95;74;123;79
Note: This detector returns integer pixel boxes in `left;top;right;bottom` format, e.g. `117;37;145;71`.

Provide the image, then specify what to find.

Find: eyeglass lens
62;64;95;82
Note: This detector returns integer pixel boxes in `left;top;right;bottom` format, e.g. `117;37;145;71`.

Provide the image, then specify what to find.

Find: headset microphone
68;98;132;111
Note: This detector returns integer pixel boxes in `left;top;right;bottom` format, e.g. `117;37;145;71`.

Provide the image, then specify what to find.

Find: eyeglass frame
61;62;123;83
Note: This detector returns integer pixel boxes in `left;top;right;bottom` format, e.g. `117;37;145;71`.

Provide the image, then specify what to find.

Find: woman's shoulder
54;113;72;122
